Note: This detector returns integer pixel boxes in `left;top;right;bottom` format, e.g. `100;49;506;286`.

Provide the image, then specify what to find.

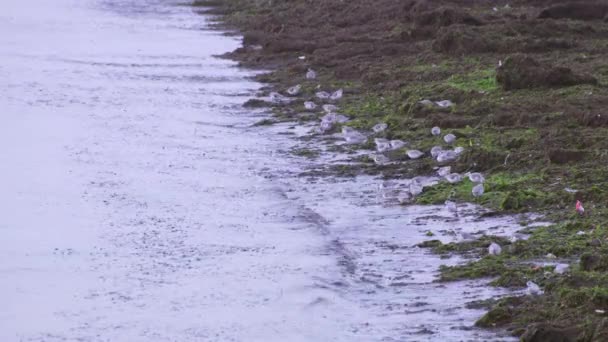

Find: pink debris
576;200;585;215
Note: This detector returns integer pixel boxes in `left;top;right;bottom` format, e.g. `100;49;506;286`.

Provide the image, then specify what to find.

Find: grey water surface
0;0;523;341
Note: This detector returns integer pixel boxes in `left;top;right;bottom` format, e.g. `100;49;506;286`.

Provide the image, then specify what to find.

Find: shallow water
0;0;524;341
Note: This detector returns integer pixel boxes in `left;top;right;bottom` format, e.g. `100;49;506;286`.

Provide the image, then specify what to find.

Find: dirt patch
496;54;597;90
521;323;580;342
538;2;608;21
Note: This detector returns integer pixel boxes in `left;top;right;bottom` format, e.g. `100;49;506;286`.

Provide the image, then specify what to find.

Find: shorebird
304;101;317;110
372;123;388;133
287;84;301;96
373;154;390;165
430;146;443;158
306;68;317;79
406;150;424;159
472;184;484;197
437;166;451;177
443;133;456;144
390;140;406;150
269;92;290;103
431;126;441;136
322;104;338;113
488;242;501;255
374;138;391;153
330;89;343;101
342;127;366;144
445;200;458;216
315;91;331;99
526;281;543;296
398;192;413;204
467;172;485;183
445;173;463;184
409;182;423;196
454;146;465;154
437;150;458;163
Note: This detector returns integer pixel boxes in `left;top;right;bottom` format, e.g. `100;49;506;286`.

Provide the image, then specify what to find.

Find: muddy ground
193;0;608;340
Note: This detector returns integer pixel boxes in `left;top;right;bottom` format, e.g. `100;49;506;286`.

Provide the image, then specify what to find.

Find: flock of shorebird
267;67;580;290
271;68;488;207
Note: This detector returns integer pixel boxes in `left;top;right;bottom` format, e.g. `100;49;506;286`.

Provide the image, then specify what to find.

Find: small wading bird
576;200;585;215
443;133;456;145
430;146;443;158
390;140;406;150
445;200;458;216
287;84;301;96
330;89;343;101
431;126;441;136
306;68;317;79
304;101;317;110
488;242;501;255
472;184;484;197
374;138;391;153
526;281;543;296
406;150;424;159
372;123;388;133
322;104;338;113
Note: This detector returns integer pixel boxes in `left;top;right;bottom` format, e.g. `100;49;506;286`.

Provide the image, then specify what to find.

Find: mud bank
193;0;608;340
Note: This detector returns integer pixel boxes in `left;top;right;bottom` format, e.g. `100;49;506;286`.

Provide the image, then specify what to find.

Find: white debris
596;310;605;314
576;231;586;236
390;140;406;150
419;99;434;106
437;166;451;177
306;68;317;79
406;150;424;159
430;146;444;158
330;89;343;101
546;253;557;259
322;104;338;113
304;101;317;110
472;183;484;197
467;172;485;183
564;187;578;193
443;133;457;144
526;281;543;296
298;55;306;60
554;264;569;274
488;242;502;255
374;138;391;153
287;84;302;96
316;91;331;99
445;173;463;184
431;126;441;136
509;236;518;243
435;100;454;108
372;123;388;133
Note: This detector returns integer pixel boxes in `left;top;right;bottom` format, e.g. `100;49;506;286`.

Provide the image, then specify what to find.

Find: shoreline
194;0;608;340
